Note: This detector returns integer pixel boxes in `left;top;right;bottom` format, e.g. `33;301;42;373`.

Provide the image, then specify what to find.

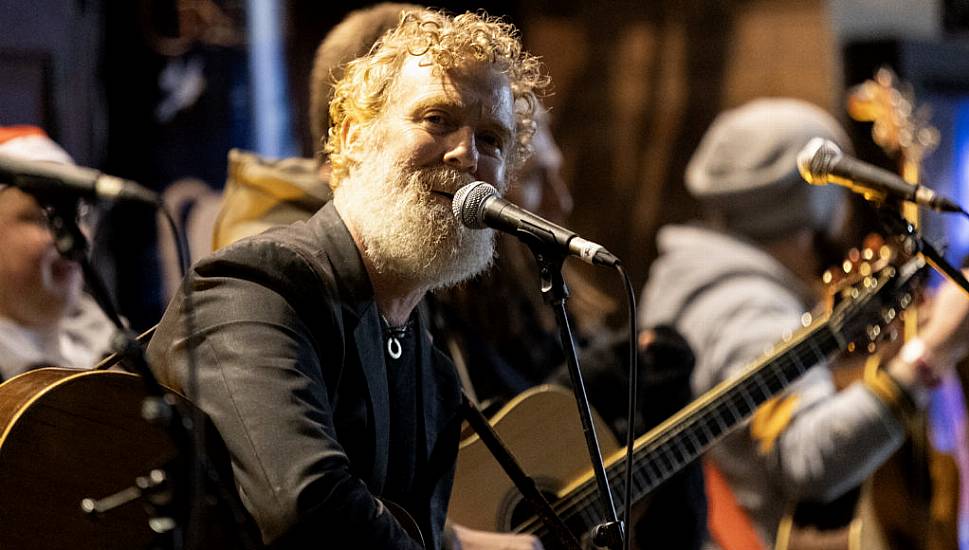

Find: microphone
451;181;620;267
796;137;961;213
0;153;160;206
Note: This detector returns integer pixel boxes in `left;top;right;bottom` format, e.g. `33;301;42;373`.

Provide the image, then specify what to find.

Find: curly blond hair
325;10;549;187
308;3;422;154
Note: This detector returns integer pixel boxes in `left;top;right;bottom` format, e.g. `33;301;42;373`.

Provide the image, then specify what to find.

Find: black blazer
147;203;463;549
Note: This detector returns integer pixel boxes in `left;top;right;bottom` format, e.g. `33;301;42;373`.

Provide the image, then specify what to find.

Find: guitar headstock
847;67;939;166
827;255;926;354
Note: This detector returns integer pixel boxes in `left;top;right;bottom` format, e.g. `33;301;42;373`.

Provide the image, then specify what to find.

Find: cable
159;203;190;278
615;262;638;550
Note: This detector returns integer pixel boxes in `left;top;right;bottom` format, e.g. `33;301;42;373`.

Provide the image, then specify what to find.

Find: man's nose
442;127;479;174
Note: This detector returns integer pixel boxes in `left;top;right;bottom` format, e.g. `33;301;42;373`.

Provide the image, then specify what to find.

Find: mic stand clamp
80;467;178;537
877;205;969;297
526;241;625;550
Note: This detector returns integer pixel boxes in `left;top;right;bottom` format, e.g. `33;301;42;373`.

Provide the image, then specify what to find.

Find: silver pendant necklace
381;316;411;360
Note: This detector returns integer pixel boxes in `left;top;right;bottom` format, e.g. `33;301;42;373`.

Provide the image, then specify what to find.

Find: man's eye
478;132;503;152
21;211;48;227
423;114;448;127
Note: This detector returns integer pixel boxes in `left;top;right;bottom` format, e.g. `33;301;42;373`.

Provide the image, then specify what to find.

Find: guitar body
0;368;178;549
449;385;618;533
859;424;960;550
0;367;254;549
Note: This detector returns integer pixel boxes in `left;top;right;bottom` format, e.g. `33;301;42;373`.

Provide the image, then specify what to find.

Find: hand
917;271;969;363
886;270;969;393
450;523;544;550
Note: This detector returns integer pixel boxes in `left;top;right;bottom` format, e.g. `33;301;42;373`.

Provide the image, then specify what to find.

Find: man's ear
341;118;365;164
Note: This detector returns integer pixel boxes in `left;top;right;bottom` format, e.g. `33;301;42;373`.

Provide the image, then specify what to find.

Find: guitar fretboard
522;319;842;544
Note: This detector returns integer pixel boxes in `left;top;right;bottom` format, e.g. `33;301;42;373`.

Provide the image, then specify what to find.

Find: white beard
333;152;496;291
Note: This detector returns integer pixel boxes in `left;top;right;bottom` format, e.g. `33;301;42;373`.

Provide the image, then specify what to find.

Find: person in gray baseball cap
638;97;969;547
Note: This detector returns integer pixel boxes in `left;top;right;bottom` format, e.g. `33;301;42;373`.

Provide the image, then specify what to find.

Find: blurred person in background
211;2;421;251
639;97;969;546
0;125;114;381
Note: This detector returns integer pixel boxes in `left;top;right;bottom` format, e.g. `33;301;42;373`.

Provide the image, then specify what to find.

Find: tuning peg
879;245;892;261
883;307;897;322
867;324;882;341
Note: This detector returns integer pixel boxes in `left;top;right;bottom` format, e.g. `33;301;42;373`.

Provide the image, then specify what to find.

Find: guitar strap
459;390;583;550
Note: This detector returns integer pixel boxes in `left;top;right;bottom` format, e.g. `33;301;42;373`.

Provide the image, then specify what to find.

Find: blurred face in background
509;117;572;224
0;187;82;328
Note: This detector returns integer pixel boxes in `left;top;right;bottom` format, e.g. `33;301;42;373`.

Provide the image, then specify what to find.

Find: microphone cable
158;200;260;549
158;200;206;548
613;262;637;550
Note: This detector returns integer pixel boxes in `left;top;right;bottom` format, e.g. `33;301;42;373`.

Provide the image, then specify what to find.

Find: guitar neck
525;316;843;544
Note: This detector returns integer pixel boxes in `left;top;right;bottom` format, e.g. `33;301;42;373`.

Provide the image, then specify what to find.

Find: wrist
898;338;942;389
864;355;922;424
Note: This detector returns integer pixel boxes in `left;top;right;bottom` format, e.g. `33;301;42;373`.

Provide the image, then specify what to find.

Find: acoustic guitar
449;256;926;548
0;367;264;549
0;369;433;549
0;368;182;549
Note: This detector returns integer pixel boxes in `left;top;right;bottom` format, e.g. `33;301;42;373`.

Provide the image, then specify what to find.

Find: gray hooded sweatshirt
639;224;906;544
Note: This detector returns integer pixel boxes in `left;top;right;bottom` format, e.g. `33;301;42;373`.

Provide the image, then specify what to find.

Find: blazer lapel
308;204;392;491
354;304;390;493
417;306;460;462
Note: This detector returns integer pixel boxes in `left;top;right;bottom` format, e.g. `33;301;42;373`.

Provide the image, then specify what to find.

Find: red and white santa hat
0;126;74;190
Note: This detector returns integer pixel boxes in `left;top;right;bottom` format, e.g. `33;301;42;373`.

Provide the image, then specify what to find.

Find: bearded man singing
147;9;547;550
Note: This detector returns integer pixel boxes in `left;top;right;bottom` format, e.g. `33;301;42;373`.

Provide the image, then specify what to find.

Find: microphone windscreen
796;137;842;185
451;181;497;229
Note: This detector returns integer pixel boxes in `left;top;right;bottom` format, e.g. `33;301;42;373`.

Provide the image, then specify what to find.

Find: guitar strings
514;330;838;540
519;270;905;539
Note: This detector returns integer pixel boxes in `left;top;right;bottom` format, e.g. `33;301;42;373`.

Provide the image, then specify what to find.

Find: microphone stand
877;205;969;297
526;241;625;550
42;199;189;549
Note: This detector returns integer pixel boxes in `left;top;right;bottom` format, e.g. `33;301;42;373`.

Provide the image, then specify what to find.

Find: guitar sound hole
500;480;590;543
507;489;561;532
498;477;558;532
